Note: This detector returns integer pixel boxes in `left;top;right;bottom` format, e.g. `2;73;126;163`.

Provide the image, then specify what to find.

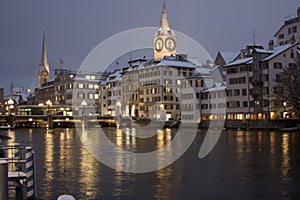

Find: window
88;93;94;99
239;77;246;84
262;75;269;82
195;80;202;87
242;89;247;96
218;103;226;108
78;93;85;99
165;87;171;93
290;50;294;58
88;84;94;89
218;92;226;98
243;101;248;107
292;26;297;33
210;93;216;99
227;68;238;74
209;104;216;109
227;101;240;108
201;104;208;109
229;78;238;85
279;33;284;39
288;27;291;34
234;89;240;96
201;93;209;99
274;62;282;69
262;63;269;69
226;90;232;97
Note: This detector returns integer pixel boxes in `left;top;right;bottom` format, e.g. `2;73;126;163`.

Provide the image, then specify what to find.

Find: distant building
35;80;55;105
274;7;300;46
38;31;50;88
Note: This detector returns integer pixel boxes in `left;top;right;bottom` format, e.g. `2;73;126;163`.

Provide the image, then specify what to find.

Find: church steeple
160;2;170;30
40;30;49;71
154;2;176;61
38;30;50;88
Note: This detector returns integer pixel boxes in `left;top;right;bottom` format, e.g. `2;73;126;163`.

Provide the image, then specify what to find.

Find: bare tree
272;54;300;119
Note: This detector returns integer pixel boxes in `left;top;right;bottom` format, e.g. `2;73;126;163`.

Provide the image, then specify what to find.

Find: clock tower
154;2;176;61
38;31;50;88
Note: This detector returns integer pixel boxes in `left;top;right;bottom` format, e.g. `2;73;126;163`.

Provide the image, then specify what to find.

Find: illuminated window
78;84;84;89
88;93;94;99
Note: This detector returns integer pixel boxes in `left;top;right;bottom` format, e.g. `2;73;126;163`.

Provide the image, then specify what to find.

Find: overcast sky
0;0;299;94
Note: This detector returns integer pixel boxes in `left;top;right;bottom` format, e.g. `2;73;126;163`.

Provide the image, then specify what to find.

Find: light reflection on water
0;128;299;199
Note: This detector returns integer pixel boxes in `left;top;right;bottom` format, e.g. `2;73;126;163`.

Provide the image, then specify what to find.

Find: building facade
275;7;300;46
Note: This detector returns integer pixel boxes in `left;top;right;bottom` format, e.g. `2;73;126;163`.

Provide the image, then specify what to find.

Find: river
1;127;300;199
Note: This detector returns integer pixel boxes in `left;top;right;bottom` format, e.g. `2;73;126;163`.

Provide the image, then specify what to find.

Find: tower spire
38;29;50;87
40;30;49;73
160;1;170;29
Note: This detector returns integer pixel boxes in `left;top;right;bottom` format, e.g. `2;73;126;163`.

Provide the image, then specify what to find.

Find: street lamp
81;100;88;127
46;100;52;114
46;100;52;128
7;98;14;115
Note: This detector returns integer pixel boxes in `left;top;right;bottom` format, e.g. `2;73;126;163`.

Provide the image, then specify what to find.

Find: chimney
240;49;245;59
298;7;300;19
268;40;274;50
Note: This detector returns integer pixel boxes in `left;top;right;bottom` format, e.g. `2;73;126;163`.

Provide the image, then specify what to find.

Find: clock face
155;38;163;52
165;37;176;51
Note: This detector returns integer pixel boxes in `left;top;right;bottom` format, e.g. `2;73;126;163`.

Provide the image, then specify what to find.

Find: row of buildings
1;4;300;126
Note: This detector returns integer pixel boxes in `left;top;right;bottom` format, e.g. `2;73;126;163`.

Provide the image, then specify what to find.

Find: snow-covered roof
262;43;298;61
156;59;196;68
219;51;240;64
106;71;122;83
195;67;210;76
254;48;274;54
225;57;252;67
203;84;226;93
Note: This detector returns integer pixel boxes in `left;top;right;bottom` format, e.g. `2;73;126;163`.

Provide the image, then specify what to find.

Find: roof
262;43;298;61
195;67;210;76
203;83;226;93
156;59;196;68
225;57;253;67
219;51;240;64
254;48;274;54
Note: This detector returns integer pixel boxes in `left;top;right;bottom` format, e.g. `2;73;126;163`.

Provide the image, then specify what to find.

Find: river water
1;127;300;199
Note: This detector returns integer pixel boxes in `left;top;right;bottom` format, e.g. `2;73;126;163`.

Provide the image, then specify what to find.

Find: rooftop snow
225;57;252;67
262;43;297;61
156;59;196;68
219;51;240;64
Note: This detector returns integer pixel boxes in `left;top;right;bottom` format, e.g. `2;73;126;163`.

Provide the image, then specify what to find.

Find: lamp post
81;100;87;127
46;100;53;128
7;98;14;127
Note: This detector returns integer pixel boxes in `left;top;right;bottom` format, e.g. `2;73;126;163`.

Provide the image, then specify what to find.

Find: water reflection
1;128;299;199
280;133;291;183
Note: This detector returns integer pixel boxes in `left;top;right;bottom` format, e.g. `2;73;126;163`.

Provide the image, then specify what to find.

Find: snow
219;51;240;64
254;48;274;54
262;43;298;61
157;59;196;68
225;57;252;67
195;67;210;76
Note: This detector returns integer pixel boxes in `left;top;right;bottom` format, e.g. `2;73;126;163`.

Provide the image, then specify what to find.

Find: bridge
0;115;118;128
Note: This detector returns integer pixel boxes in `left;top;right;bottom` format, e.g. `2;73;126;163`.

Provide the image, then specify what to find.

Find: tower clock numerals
165;37;176;51
155;38;163;52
